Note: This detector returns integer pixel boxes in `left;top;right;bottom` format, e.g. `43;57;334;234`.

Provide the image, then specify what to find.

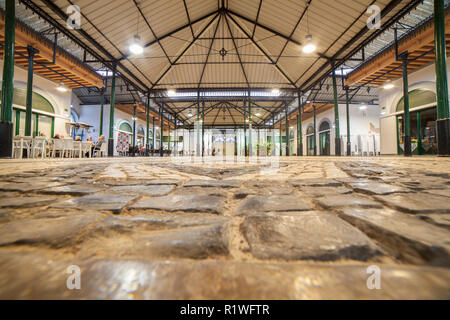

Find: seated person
75;136;81;141
53;134;61;139
86;135;105;157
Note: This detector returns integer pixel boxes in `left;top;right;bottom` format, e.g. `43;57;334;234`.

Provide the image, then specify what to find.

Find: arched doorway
116;121;132;155
396;89;437;155
318;121;331;156
136;126;145;147
306;125;315;156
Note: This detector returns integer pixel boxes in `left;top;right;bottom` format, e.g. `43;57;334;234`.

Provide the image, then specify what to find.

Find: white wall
0;59;72;137
378;60;450;154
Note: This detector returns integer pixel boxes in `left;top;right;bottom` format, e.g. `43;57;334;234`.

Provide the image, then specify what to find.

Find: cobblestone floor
0;156;449;299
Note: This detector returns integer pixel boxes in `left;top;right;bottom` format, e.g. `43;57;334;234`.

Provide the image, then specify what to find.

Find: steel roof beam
198;14;222;88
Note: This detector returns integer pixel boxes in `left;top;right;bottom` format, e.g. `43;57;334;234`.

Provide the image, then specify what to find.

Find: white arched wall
378;61;448;155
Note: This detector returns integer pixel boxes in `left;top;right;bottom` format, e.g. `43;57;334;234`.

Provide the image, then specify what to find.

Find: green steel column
160;106;164;157
332;66;341;156
152;116;155;156
146;94;150;155
202;100;205;157
99;89;104;135
25;46;37;136
272;114;275;156
174;116;177;156
15;109;20;136
435;0;450;155
285;105;289;156
35;114;39;137
313;105;317;156
402;54;412;157
345;87;351;156
248;92;252;157
296;114;299;156
132;105;136;157
279;119;282;157
196;94;200;156
51;116;55;138
297;91;303;156
0;0;15;158
108;64;117;157
244;98;247;156
168;124;171;152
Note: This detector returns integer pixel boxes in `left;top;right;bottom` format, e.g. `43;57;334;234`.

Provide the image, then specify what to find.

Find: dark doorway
318;121;331;156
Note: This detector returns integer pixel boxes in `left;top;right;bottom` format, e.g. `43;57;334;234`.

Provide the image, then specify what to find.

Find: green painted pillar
146;94;150;155
435;0;450;155
402;54;412;157
272;114;275;156
244;98;247;156
285;105;289;156
168;123;171;152
132;105;136;157
25;46;38;137
108;64;116;157
296;114;299;156
196;95;200;156
313;105;317;156
174;116;177;156
345;87;351;156
297;91;303;156
248;92;252;156
0;0;15;158
35;114;39;137
152;116;155;155
332;66;341;156
51;116;55;138
99;88;104;135
15;109;19;136
279;119;282;157
160;106;164;157
202;100;205;157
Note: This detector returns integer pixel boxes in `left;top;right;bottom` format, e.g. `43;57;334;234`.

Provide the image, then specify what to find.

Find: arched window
70;110;78;123
396;89;436;112
137;126;145;135
119;122;132;133
319;121;330;132
1;88;55;114
306;126;314;135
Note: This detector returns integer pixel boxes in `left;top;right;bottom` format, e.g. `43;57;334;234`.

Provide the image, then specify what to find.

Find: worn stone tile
146;179;180;185
241;213;379;261
0;196;58;208
316;194;383;209
425;188;450;198
338;208;450;266
374;193;450;214
183;179;240;188
348;181;410;195
51;193;138;213
0;182;64;192
130;194;225;214
417;214;450;231
0;213;103;248
289;178;342;187
301;186;353;197
109;185;175;196
39;185;105;196
235;195;313;215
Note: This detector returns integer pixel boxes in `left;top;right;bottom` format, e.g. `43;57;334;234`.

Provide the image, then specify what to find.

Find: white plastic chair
97;142;107;157
51;139;65;158
73;141;82;158
63;139;75;158
13;136;32;159
31;137;46;158
82;142;92;158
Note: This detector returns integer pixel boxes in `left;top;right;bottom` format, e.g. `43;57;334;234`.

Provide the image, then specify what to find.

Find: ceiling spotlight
271;88;280;95
129;35;144;55
255;113;261;116
383;80;394;90
57;82;68;92
360;105;367;110
302;35;316;54
187;112;193;117
167;89;176;96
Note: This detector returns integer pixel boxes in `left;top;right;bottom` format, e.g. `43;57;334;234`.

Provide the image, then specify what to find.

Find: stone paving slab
0;196;58;208
348;181;410;195
374;193;450;214
316;194;383;209
241;213;380;261
108;185;175;196
130;194;226;214
51;193;138;214
39;185;105;196
338;208;450;266
235;195;313;215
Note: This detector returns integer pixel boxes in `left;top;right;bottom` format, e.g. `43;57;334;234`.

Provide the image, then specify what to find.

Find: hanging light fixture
302;6;316;54
303;34;316;53
271;88;280;95
129;10;143;55
383;79;394;90
129;35;144;55
167;89;176;96
57;82;68;92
